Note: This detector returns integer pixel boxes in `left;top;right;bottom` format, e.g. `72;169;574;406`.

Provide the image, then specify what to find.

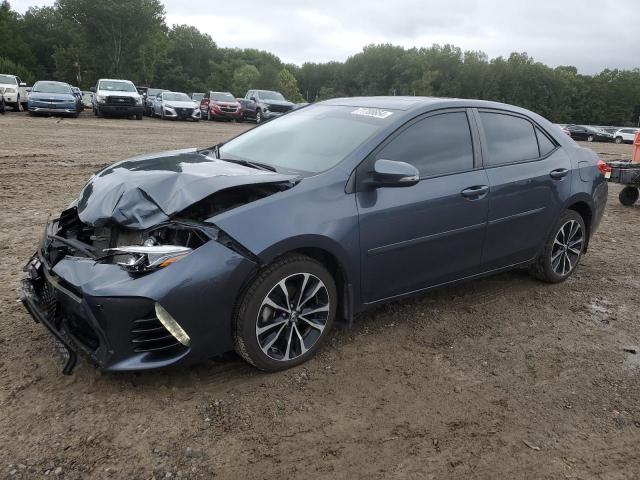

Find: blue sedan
28;81;80;117
21;97;608;374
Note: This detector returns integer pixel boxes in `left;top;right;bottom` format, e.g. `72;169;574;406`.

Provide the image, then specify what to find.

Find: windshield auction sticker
351;107;394;119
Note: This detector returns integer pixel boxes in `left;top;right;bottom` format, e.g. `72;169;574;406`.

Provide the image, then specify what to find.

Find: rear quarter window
480;112;539;165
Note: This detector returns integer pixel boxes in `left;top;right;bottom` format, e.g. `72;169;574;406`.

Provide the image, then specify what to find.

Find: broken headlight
104;245;192;272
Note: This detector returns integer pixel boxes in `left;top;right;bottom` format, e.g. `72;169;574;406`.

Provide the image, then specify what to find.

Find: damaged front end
21;148;297;374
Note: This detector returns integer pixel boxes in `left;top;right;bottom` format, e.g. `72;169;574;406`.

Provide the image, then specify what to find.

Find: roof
322;96;447;110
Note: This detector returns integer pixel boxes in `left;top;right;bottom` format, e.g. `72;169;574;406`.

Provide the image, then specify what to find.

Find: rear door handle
461;185;489;199
550;168;569;179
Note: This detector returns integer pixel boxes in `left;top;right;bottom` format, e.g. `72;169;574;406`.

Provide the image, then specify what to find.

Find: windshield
219;105;396;174
163;92;191;102
191;93;204;101
33;81;72;94
259;91;285;101
0;74;17;84
99;80;137;92
211;92;236;102
147;88;165;97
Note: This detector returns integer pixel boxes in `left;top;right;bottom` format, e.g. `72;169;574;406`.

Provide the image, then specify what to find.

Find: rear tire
619;186;639;206
615;136;623;144
233;254;337;372
529;210;586;283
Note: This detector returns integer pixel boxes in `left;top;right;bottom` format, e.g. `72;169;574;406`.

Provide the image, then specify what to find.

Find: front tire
587;135;595;142
13;95;22;112
615;136;623;144
255;109;263;124
619;186;639;206
530;210;586;283
233;254;337;371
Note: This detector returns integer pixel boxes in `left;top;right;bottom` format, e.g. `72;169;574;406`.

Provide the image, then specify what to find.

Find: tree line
1;0;639;126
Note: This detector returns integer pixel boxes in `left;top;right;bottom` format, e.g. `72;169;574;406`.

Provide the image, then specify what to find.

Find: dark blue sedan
28;81;80;117
21;97;608;374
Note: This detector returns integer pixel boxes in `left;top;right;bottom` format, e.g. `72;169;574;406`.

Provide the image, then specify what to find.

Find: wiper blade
219;158;277;172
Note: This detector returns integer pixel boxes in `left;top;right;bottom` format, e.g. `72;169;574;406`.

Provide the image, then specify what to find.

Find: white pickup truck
0;74;29;111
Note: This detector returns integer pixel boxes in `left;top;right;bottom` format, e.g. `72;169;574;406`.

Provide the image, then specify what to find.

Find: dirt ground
1;111;639;480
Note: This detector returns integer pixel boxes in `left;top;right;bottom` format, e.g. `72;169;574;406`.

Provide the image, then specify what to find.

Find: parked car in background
28;81;80;117
0;73;29;111
70;86;83;110
555;124;571;136
191;92;204;103
143;88;168;116
0;91;5;114
200;91;242;121
241;89;295;123
153;91;201;121
91;78;143;119
613;128;640;144
81;91;94;109
566;125;614;142
21;96;608;374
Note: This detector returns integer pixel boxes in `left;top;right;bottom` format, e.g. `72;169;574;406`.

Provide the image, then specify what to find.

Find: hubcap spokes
256;273;330;362
551;220;583;276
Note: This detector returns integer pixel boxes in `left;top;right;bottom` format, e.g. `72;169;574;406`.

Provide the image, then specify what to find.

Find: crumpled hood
76;148;299;230
264;99;294;107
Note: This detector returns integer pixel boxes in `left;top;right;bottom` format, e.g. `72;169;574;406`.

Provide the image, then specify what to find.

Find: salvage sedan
21;97;608;374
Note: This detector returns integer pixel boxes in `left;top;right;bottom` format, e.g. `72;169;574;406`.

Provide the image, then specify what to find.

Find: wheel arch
565;198;593;252
237;236;356;325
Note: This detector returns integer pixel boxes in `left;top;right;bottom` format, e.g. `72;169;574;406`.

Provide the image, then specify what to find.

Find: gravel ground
0;112;639;480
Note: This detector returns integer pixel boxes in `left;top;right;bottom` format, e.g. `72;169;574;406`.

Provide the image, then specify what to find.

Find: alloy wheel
551;220;583;277
256;273;330;362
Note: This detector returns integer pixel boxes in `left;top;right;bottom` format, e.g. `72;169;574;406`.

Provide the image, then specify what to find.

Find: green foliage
0;56;34;83
0;0;638;125
277;68;304;103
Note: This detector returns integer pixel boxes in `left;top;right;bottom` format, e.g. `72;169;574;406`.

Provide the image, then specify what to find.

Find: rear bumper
591;181;608;236
21;224;257;374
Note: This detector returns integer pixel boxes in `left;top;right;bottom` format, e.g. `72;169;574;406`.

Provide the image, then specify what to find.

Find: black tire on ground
96;107;103;117
207;109;211;121
136;113;142;120
587;135;594;142
529;209;586;284
619;186;639;206
255;110;262;124
615;136;623;144
233;254;337;372
13;95;21;112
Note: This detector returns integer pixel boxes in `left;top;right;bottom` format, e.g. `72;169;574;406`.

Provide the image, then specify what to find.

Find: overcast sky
10;0;640;74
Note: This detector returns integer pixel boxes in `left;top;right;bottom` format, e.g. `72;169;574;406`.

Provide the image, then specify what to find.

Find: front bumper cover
21;222;257;374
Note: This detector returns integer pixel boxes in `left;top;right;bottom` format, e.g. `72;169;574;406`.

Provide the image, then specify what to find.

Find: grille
176;107;193;116
106;96;135;106
266;103;292;113
220;105;237;113
131;315;183;353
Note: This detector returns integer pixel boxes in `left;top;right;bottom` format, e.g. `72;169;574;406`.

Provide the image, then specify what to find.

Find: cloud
11;0;640;73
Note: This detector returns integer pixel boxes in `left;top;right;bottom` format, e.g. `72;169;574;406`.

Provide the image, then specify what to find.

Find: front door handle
550;168;569;179
461;185;489;199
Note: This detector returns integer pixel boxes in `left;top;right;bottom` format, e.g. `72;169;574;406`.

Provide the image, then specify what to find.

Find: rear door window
480;112;539;165
536;128;557;156
375;111;474;177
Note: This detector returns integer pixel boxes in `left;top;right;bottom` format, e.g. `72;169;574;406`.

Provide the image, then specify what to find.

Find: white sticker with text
351;107;394;119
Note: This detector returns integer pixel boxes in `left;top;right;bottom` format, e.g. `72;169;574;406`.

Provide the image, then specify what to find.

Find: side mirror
90;86;96;93
367;159;419;188
26;87;32;93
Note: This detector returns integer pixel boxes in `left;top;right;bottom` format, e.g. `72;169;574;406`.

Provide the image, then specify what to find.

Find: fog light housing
155;303;191;347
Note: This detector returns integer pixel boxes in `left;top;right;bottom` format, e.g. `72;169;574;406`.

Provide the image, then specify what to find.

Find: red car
200;91;242;121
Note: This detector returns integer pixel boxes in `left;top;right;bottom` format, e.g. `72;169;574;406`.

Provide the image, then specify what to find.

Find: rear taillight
597;159;612;176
